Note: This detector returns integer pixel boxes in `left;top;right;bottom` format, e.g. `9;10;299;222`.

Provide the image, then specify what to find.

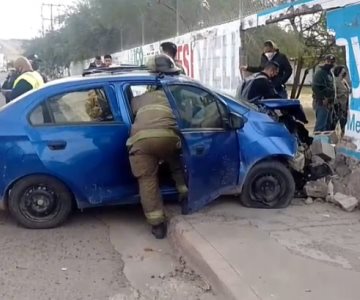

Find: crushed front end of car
257;99;333;190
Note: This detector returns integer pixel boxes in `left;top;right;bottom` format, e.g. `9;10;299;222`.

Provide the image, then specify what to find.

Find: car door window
124;84;164;121
168;85;226;129
29;88;114;125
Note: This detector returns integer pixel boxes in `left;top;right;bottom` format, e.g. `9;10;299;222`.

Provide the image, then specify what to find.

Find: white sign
111;20;241;95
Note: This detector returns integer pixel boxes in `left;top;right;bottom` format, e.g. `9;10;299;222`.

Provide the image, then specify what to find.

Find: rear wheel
8;175;73;229
240;161;295;209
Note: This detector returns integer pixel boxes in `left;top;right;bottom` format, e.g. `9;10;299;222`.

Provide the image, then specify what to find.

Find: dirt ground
296;85;316;132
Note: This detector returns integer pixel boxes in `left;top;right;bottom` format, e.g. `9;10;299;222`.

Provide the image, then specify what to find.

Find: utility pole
120;29;124;51
239;0;247;67
176;0;179;36
41;3;65;36
141;14;145;45
50;4;54;31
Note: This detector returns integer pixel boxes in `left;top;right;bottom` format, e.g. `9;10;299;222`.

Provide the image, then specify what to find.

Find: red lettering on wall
177;45;183;66
183;44;189;76
175;43;194;77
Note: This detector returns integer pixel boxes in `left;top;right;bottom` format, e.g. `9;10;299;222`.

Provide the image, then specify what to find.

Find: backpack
236;73;268;102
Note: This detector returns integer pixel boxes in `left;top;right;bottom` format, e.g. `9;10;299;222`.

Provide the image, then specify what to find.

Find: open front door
165;84;240;213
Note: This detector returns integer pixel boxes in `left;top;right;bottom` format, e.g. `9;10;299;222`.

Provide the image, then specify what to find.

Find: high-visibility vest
13;71;44;90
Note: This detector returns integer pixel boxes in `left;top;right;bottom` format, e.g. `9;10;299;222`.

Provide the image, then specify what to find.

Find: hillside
0;39;25;62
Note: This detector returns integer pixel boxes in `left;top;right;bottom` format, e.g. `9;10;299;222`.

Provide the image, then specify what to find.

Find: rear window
29;88;114;125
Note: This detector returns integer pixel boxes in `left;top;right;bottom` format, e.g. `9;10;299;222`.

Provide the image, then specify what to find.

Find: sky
0;0;75;40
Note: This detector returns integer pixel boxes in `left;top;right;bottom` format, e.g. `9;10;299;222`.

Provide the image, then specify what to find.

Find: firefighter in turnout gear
127;54;187;239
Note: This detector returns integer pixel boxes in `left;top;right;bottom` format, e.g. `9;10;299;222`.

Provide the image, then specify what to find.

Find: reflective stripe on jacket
13;71;44;90
127;89;179;147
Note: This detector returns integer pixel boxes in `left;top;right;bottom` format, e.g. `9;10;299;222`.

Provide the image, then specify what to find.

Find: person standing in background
160;42;186;75
333;65;351;135
1;68;18;103
104;54;113;67
88;56;104;69
27;54;48;83
9;57;44;101
312;54;336;132
241;40;292;98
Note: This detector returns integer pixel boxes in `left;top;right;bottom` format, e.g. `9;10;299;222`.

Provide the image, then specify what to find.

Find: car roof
45;72;196;89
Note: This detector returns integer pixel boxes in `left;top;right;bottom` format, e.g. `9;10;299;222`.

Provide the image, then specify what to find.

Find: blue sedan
0;70;299;228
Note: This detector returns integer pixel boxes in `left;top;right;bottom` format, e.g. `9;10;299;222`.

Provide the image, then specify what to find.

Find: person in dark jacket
1;68;18;103
88;56;104;69
312;54;336;132
241;40;292;98
160;42;186;75
239;61;280;103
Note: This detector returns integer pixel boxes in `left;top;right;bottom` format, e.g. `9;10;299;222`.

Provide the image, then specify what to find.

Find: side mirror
229;112;245;130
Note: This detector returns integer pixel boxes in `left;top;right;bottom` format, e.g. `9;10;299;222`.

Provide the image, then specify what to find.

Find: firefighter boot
151;222;167;239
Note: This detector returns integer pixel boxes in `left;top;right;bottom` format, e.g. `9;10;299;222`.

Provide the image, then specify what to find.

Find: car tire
8;175;73;229
240;161;295;209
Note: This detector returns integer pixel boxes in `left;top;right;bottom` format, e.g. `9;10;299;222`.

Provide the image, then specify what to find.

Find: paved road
0;206;215;300
0;72;213;299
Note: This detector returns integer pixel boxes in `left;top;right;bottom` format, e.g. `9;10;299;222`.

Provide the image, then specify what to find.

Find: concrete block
333;193;359;212
311;141;336;162
304;180;328;199
313;131;339;144
311;155;325;167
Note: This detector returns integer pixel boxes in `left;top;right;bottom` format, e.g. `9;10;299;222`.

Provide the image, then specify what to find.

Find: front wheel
240;161;295;209
8;175;73;229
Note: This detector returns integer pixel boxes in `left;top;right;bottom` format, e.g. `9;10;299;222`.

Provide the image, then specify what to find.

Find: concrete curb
169;216;260;300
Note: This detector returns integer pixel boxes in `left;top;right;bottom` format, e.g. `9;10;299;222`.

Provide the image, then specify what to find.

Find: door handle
195;145;205;156
47;140;67;151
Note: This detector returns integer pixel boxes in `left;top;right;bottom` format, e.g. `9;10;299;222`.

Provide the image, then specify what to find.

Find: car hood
258;99;302;109
258;99;308;123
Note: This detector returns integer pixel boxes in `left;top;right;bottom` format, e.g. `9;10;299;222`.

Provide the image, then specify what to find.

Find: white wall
70;20;242;95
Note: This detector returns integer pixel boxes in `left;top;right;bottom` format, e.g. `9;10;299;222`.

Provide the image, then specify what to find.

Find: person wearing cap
8;56;44;101
126;54;187;239
312;54;336;132
160;42;186;75
241;40;292;98
237;61;281;103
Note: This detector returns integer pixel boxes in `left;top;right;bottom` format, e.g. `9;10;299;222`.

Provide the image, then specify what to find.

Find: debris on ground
302;134;360;213
304;180;328;198
311;141;336;161
332;193;359;212
167;256;212;292
311;155;326;167
304;197;314;205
